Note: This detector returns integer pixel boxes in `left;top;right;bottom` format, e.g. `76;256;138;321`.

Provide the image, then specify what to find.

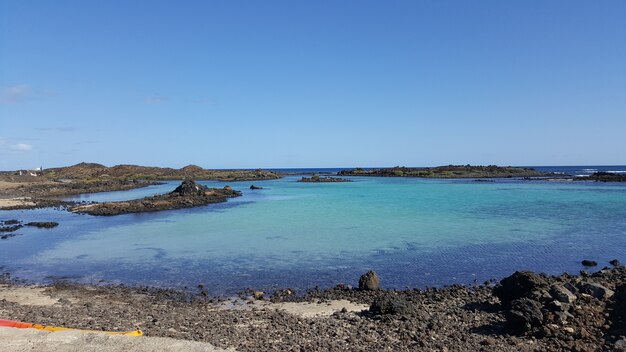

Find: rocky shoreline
1;262;625;351
574;172;626;182
338;165;551;179
71;180;241;216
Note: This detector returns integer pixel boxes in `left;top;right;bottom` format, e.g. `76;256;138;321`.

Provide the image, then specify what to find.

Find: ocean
1;166;625;295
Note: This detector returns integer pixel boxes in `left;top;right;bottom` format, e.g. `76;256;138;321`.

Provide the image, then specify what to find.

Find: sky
1;1;625;170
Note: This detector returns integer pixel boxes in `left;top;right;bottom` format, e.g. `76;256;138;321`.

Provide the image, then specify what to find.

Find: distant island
40;162;281;181
298;175;352;183
337;165;550;178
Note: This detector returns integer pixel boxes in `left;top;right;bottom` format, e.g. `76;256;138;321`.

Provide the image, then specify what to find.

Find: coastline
1;265;624;351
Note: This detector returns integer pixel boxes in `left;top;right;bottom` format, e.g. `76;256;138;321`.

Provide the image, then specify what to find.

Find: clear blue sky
1;1;625;170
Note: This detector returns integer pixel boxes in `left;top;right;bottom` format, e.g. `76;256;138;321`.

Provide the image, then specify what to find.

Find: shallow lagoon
1;176;626;294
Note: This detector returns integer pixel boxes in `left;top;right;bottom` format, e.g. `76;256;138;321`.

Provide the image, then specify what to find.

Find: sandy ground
0;284;61;306
0;327;236;352
224;299;369;318
0;198;36;209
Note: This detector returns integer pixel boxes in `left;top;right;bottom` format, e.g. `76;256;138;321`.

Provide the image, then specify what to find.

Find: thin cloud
0;84;31;103
9;143;33;152
35;127;77;132
145;95;168;104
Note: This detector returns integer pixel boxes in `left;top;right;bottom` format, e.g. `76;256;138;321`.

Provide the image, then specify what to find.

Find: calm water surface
1;174;626;294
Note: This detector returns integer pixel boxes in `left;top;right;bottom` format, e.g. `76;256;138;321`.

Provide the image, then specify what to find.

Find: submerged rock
359;271;380;291
610;259;622;267
582;260;598;267
25;222;59;228
249;185;263;190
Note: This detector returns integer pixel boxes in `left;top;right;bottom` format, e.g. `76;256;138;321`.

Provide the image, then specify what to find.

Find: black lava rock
493;271;548;306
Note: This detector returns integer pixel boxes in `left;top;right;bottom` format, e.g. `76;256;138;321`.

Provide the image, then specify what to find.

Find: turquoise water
1;176;626;294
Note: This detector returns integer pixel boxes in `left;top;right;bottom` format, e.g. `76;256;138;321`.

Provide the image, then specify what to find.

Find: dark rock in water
0;233;20;239
579;282;614;299
610;259;622;267
249;185;263;190
369;295;415;316
506;298;544;333
298;175;352;183
25;222;59;229
0;225;23;232
574;172;626;182
359;271;380;291
493;271;548;306
582;260;598;267
171;179;209;196
2;219;20;225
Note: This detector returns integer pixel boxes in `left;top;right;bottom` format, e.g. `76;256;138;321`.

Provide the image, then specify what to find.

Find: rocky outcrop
574;172;626;182
71;180;242;216
298;175;352;183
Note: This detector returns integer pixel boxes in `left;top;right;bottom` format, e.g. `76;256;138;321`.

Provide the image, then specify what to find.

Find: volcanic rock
493;271;548;306
369;295;415;316
579;282;614;299
359;271;380;291
171;180;209;196
506;298;544;332
550;285;577;304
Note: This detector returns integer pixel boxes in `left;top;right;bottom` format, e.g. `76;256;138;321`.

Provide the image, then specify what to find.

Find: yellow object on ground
0;319;142;336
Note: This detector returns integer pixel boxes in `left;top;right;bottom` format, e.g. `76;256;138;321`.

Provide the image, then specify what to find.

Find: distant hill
337;165;550;178
42;162;281;182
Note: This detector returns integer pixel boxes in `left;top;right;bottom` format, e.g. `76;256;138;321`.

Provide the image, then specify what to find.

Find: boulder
505;298;544;333
359;271;380;290
369;296;415;316
249;185;263;190
493;271;548;306
550;285;577;304
579;282;614;299
610;259;622;267
170;180;209;196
